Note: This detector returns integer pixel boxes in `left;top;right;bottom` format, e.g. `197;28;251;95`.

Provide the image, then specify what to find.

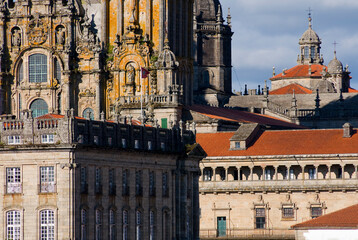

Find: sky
219;0;358;93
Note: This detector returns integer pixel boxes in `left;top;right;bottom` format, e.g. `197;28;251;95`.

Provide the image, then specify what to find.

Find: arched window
83;108;94;120
54;58;61;82
29;54;47;83
18;60;23;83
30;99;48;118
40;209;55;240
6;210;21;240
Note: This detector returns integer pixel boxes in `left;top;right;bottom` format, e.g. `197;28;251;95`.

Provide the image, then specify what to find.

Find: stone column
328;165;331;179
62;74;71;112
225;167;228;181
95;77;101;120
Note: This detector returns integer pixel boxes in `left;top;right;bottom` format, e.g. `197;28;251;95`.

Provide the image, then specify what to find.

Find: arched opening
215;167;226;181
30;99;48;118
344;164;355;179
240;166;250;180
203;167;213;181
277;166;287;180
83;108;94;120
331;164;342;179
317;165;328;179
264;166;275;180
227;167;238;181
253;166;263;181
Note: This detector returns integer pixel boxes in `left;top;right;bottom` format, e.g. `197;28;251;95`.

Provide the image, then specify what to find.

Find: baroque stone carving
56;26;66;45
26;15;49;45
11;28;21;47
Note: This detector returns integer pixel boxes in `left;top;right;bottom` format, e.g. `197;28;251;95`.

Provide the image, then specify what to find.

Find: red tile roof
348;88;358;93
292;204;358;229
196;128;358;157
185;105;304;129
36;114;64;119
270;64;327;80
270;83;313;95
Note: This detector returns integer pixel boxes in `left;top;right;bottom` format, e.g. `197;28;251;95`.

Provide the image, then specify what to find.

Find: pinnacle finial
164;33;170;50
227;8;232;27
307;7;313;28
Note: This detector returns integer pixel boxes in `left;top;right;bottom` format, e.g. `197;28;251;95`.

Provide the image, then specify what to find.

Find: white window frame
6;210;21;240
41;134;54;143
40;166;55;193
8;135;21;145
6;167;22;194
39;209;55;240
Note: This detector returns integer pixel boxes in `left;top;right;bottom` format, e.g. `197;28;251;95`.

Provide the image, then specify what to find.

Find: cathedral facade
0;0;232;126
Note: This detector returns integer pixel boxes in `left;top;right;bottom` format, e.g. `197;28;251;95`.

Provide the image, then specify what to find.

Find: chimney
343;123;353;138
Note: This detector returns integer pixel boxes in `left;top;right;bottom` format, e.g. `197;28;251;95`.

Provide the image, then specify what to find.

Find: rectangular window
282;207;294;218
40;210;55;240
160;142;165;151
308;168;316;180
135;171;142;196
109;210;116;240
304;46;309;59
289;169;295;180
148;141;153;150
8;136;21;145
6;167;21;194
162;172;168;197
40;166;55;193
310;46;315;58
255;208;265;229
6;210;21;240
80;167;88;194
265;169;271;180
122;138;127;148
203;168;212;181
134;140;140;149
108;137;113;146
136;211;142;240
95;168;102;194
109;169;116;196
94;136;99;145
81;209;87;240
235;142;240;149
41;134;54;143
149;171;155;197
95;210;102;240
311;207;322;219
149;211;155;240
122;170;129;196
123;211;128;240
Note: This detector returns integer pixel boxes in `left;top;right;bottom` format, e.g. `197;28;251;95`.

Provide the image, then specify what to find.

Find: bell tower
89;0;195;123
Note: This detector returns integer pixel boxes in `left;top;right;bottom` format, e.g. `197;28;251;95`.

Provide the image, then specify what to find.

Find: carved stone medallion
27;15;49;45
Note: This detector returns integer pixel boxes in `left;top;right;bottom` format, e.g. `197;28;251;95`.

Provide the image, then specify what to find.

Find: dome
327;52;343;73
157;38;179;69
195;0;221;21
299;17;321;44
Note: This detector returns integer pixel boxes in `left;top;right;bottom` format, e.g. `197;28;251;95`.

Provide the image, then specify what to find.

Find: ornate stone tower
193;0;233;107
297;14;324;65
88;0;195;123
0;0;102;118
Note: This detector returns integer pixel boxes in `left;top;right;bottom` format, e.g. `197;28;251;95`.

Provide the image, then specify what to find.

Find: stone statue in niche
12;29;21;47
125;63;136;95
129;0;137;23
56;27;66;45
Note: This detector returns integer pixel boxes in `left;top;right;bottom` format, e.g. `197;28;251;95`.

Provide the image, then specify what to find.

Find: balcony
200;178;358;193
6;183;22;194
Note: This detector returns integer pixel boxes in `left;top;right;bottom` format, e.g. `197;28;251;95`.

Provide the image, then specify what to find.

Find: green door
161;118;168;129
217;217;226;237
